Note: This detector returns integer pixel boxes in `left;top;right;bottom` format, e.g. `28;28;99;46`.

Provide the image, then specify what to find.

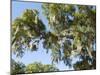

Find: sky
12;1;74;71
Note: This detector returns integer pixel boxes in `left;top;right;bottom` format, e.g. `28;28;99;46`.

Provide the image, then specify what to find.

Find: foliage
12;9;46;57
25;62;59;73
11;59;25;75
42;4;96;68
12;3;96;71
73;51;96;70
11;59;59;74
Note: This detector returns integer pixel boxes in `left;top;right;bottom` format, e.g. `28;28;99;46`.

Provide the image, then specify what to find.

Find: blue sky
12;1;74;71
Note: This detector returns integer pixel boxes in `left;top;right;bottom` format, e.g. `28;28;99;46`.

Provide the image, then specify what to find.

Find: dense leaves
12;9;46;57
42;4;96;68
11;59;25;75
12;3;96;72
73;51;96;70
25;62;59;73
11;59;59;75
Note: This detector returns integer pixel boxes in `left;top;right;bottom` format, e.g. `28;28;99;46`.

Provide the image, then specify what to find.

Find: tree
12;3;96;71
11;60;59;74
73;51;96;70
25;62;59;73
42;4;96;68
12;9;46;57
11;59;26;75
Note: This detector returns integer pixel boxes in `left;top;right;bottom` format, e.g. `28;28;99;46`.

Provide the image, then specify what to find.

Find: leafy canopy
12;3;96;70
11;59;59;75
